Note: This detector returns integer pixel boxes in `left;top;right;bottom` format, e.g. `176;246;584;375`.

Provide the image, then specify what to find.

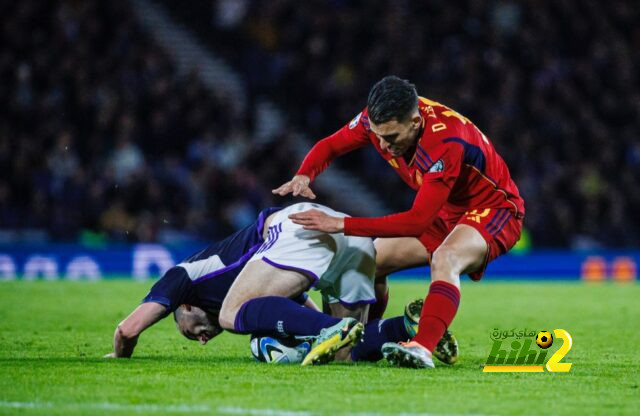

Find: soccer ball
250;335;312;364
536;331;553;349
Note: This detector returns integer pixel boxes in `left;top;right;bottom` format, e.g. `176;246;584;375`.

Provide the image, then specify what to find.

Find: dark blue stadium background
2;0;639;250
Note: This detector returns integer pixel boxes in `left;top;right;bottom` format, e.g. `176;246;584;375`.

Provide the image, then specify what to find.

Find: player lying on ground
275;76;524;368
107;202;458;365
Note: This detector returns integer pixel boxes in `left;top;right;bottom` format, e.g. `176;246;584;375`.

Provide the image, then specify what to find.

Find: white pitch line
218;406;313;416
0;401;209;413
0;401;495;416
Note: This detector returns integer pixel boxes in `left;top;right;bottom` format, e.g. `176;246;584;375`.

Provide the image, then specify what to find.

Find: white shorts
247;203;376;306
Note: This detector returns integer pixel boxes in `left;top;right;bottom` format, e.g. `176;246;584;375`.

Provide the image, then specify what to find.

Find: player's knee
373;248;394;277
430;245;460;286
218;311;235;331
374;242;405;276
218;302;239;330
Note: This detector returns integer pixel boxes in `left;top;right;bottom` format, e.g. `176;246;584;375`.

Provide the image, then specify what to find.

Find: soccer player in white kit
109;203;429;365
219;202;377;365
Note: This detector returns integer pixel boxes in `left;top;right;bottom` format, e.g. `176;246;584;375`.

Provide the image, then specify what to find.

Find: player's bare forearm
106;302;166;358
112;326;139;358
288;209;344;233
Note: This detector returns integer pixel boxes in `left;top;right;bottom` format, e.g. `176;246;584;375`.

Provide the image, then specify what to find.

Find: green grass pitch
0;279;638;415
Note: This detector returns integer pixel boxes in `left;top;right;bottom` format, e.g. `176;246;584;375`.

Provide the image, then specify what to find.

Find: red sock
412;281;460;352
367;287;389;321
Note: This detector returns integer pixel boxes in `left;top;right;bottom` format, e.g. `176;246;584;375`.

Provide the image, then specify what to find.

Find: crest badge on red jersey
349;112;362;129
428;159;444;173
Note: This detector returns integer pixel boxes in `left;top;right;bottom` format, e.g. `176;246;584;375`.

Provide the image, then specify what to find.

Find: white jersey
247;203;376;306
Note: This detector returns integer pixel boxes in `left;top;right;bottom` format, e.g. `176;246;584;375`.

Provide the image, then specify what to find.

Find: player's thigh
431;224;488;283
328;302;368;323
374;237;430;277
220;260;312;318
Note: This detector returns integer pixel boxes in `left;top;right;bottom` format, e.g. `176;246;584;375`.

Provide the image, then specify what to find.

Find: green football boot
301;318;364;366
403;298;459;365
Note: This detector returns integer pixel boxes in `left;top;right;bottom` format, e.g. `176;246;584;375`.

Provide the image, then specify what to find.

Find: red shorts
418;208;523;281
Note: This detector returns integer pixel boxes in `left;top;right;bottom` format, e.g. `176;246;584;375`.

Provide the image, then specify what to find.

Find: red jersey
296;97;525;237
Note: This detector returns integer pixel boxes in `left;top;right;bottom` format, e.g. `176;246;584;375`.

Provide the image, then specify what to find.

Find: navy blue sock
351;317;409;362
234;296;341;338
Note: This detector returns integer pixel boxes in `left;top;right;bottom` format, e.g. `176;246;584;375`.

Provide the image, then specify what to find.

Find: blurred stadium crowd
1;1;306;243
2;0;639;248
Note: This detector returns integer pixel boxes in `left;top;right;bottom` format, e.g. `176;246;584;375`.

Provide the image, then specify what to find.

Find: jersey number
434;108;490;145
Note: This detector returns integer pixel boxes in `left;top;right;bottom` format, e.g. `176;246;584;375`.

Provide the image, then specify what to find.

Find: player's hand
289;209;344;233
272;175;316;199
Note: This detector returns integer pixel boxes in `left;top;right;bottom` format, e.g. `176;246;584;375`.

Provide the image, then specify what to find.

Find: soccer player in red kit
273;76;524;368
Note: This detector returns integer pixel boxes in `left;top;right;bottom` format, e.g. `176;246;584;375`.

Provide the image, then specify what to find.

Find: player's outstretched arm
272;174;316;199
291;180;450;237
274;115;369;198
106;302;167;358
288;209;344;233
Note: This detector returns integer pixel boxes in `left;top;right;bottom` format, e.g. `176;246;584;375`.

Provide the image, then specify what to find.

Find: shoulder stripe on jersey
183;208;274;284
178;255;226;281
414;154;429;172
442;137;486;173
416;145;434;165
190;244;262;284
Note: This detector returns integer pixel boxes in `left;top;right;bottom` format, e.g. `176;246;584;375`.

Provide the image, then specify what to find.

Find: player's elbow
405;210;433;237
402;220;430;237
116;323;140;340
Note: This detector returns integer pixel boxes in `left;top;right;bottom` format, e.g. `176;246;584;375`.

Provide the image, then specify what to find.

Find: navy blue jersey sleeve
142;267;192;315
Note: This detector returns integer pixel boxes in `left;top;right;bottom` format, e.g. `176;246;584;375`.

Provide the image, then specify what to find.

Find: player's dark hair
367;76;418;124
